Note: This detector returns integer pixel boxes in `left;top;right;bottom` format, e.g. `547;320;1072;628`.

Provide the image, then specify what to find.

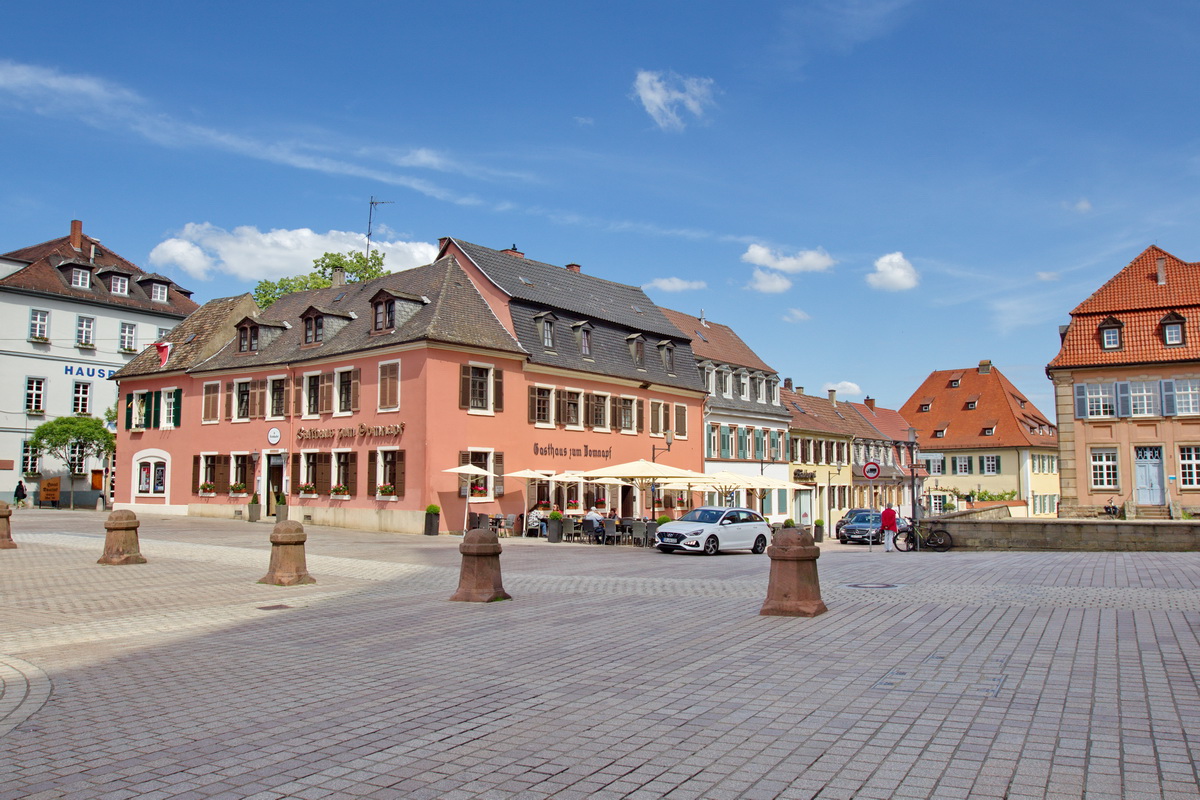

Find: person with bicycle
880;502;898;552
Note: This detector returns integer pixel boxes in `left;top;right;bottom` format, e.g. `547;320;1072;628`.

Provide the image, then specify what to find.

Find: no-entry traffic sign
863;461;881;480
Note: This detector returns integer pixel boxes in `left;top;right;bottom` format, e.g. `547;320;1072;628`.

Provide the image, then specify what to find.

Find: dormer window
1099;317;1123;350
237;324;260;353
919;403;931;412
150;283;168;303
949;379;960;388
659;342;675;373
580;328;591;357
966;401;977;410
933;429;946;438
373;299;395;331
71;268;90;289
304;315;324;344
628;334;646;368
1161;313;1185;347
543;319;555;348
983;427;995;436
110;275;128;295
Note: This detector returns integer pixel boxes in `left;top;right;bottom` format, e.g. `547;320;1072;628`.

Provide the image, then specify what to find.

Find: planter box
275;505;289;522
376;494;397;501
298;493;318;499
229;493;248;498
331;494;350;500
246;504;261;523
423;513;440;536
199;492;215;497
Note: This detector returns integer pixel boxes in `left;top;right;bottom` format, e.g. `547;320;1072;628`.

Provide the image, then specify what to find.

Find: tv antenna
366;196;394;258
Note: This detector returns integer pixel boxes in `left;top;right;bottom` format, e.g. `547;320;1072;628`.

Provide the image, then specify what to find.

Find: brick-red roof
900;363;1057;450
848;401;915;442
1048;246;1200;370
660;308;775;373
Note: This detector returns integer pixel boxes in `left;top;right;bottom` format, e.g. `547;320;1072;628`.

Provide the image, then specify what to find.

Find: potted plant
199;481;216;494
566;499;579;510
247;492;261;523
594;498;606;508
546;510;564;543
275;492;289;522
230;482;247;494
470;486;487;498
424;503;440;536
812;518;824;543
656;515;671;525
330;483;349;498
377;483;396;497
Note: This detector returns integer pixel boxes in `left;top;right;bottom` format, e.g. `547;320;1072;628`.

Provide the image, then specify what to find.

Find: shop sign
296;422;406;442
531;442;613;460
793;470;816;482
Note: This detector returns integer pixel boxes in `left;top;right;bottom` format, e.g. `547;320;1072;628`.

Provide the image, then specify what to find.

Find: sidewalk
1;509;1198;799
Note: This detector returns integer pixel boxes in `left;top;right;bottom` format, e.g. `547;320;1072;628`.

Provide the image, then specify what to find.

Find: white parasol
443;464;493;533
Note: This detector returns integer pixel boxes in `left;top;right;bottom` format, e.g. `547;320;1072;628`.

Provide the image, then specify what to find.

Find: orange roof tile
660;308;775;373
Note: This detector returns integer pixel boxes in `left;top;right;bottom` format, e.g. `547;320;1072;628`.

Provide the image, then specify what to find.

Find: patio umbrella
581;460;708;514
443;464;492;533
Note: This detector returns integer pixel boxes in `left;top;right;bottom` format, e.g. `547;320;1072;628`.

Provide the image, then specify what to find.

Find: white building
0;220;198;505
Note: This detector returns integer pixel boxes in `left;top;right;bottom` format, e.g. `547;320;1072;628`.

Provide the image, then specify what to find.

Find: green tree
29;416;115;510
253;249;388;308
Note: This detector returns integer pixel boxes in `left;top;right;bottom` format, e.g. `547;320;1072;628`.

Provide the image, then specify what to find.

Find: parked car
835;508;873;536
840;511;883;544
655;507;772;555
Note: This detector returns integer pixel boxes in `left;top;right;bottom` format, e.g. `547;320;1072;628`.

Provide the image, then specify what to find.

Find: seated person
584;506;605;542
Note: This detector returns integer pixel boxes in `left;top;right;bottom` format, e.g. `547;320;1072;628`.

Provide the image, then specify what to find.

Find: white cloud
149;223;437;282
746;268;792;294
741;243;835;274
1071;198;1093;213
866;251;919;291
632;70;716;132
1036;271;1059;281
573;116;595;126
783;308;811;322
643;277;707;292
822;380;862;397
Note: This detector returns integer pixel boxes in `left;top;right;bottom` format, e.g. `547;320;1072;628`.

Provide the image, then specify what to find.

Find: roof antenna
366;196;394;259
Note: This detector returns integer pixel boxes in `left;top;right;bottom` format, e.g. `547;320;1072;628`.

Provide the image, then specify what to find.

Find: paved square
1;510;1198;799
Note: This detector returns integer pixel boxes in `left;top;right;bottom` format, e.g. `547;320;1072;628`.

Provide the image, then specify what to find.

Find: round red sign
863;461;881;480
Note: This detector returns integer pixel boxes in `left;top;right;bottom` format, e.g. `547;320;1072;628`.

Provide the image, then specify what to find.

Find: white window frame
542;319;554;349
131;389;150;429
111;275;128;295
562;388;584;430
1129;381;1159;417
591;391;610;431
466;447;495;503
26;377;45;412
927;456;944;475
1180;446;1200;488
157;327;172;341
302;370;322;420
119;321;137;351
376;445;402;496
532;384;555;428
334;367;355;417
232;379;252;422
1175;378;1200;416
301;448;321;489
738;371;750;400
1101;327;1120;349
953;455;971;475
151;283;168;303
76;315;95;346
67;442;86;475
1090;448;1119;490
160;386;177;430
71;268;90;288
1086;383;1115;418
266;375;288;420
377;360;400;413
29;309;48;340
73;381;91;415
21;440;40;475
466;361;495;416
1165;323;1183;346
620;395;637;435
982;455;998;475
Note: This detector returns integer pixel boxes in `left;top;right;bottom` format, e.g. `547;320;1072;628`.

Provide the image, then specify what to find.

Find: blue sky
4;1;1200;415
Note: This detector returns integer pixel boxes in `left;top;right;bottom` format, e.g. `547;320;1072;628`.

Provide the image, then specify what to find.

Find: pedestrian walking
13;480;27;509
881;502;898;552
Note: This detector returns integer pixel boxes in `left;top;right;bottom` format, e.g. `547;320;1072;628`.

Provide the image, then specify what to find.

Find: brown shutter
319;373;334;415
528;386;537;423
215;458;231;493
291;453;300;493
293;375;304;416
367;450;377;495
557;392;567;428
459;365;471;409
395;451;405;498
459;451;470;497
316;453;332;494
610;395;619;425
224;382;233;421
637;399;645;432
650;403;660;435
663;403;671;433
583;394;594;429
192;455;200;492
676;405;686;437
380;362;399;409
252;380;266;419
203;385;218;421
494;453;504;496
493;369;503;412
350;368;361;412
281;378;291;418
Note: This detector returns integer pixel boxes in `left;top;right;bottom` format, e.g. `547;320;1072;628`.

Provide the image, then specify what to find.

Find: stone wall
938;518;1200;551
188;503;424;534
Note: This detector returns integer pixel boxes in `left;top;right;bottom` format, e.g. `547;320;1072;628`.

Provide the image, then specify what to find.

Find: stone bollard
98;509;147;565
760;527;827;617
449;526;511;603
258;520;316;586
0;501;15;550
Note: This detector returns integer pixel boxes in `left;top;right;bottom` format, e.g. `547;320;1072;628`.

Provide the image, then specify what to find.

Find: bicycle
894;521;952;552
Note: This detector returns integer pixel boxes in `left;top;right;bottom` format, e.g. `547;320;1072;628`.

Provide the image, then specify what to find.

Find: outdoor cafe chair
644;521;658;548
630;520;647;547
602;518;618;545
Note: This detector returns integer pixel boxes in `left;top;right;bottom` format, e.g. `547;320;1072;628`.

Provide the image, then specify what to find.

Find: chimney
864;396;876;410
1156;256;1167;286
828;388;837;406
783;378;793;392
565;263;581;273
978;359;992;374
331;267;346;287
501;244;524;259
70;220;83;251
796;386;803;395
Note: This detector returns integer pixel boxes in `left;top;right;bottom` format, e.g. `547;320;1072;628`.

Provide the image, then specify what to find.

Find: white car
655;507;772;555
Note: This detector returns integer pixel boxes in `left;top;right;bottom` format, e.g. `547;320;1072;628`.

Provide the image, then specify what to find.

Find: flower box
28;336;49;344
76;342;96;349
331;494;350;500
230;482;247;494
298;483;317;494
330;484;349;495
299;493;318;499
229;493;248;498
26;408;45;417
199;492;215;497
375;493;397;501
199;482;216;493
377;483;396;496
119;347;138;354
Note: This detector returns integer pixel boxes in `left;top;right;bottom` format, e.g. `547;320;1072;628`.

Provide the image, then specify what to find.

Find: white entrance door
1135;446;1165;505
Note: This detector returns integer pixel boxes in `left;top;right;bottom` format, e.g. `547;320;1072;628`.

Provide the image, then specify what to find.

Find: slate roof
447;238;685;339
1;222;198;318
900;363;1057;450
192;256;525;374
1048;245;1200;370
659;308;776;372
114;295;257;379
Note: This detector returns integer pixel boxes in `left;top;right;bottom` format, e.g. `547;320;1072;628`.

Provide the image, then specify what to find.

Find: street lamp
651;430;674;462
906;426;920;550
759;444;780;475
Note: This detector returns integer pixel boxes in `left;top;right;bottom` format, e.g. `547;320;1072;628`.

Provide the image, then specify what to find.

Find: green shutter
125;393;133;429
173;389;182;427
994;455;1001;472
151;391;162;429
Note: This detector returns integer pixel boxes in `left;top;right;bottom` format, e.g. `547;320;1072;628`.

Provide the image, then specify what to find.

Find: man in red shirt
881;502;898;552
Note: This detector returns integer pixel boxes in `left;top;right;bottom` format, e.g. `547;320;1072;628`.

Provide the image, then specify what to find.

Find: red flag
154;341;173;367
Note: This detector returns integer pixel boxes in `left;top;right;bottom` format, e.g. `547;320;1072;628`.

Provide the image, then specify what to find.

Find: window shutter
459;451;470;497
583;394;593;429
720;425;730;458
459;365;471;409
967;457;973;474
650;403;660;435
1115;382;1131;417
995;456;1002;472
173;389;182;427
1162;379;1176;416
610;395;619;423
280;379;290;418
351;368;361;412
528;387;538;423
557;392;567;428
316;453;332;494
125;393;133;429
290;453;300;493
224;382;233;421
215;458;230;493
192;455;200;492
346;453;357;497
253;380;266;419
663;403;671;434
1074;383;1087;419
151;391;162;428
293;375;304;416
367;451;377;495
494;453;504;496
493;369;503;412
396;451;406;497
319;373;334;415
637;399;644;432
676;405;687;438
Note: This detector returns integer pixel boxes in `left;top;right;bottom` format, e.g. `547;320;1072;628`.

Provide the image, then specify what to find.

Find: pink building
111;239;706;533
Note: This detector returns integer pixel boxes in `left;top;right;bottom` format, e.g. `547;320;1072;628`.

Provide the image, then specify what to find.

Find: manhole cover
257;604;293;610
845;583;900;589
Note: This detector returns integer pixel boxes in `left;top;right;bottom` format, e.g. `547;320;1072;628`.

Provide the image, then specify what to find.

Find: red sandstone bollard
760;527;827;617
0;501;15;550
449;527;511;603
98;509;147;565
259;520;316;586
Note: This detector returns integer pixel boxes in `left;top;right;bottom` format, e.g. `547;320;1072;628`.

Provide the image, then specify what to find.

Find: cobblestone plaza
2;511;1198;799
